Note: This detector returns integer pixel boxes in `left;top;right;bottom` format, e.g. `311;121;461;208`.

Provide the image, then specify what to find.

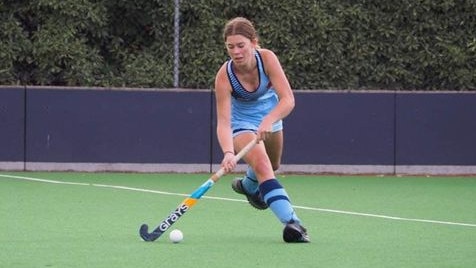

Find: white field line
1;173;475;228
0;174;90;186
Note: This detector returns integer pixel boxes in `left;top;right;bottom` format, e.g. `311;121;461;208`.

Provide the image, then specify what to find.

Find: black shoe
231;178;268;210
283;221;310;243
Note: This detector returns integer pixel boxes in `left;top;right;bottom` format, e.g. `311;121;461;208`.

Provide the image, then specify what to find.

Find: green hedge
1;0;475;90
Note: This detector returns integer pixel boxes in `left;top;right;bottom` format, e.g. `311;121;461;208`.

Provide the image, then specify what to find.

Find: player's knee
253;159;273;176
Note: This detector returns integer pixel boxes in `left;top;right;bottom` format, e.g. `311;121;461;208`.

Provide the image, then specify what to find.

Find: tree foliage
0;0;475;90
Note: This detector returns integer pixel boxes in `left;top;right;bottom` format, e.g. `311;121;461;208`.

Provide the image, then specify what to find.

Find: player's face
225;35;256;66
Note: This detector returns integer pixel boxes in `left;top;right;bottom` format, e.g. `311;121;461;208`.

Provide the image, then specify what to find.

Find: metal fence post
173;0;180;88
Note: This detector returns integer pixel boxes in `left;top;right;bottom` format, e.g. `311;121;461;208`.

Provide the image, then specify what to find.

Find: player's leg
231;132;268;209
258;131;310;242
239;129;284;188
258;178;310;242
231;130;283;209
235;133;309;242
263;130;283;171
240;166;259;194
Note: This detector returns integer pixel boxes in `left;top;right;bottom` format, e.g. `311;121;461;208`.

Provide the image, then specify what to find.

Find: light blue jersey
226;50;283;136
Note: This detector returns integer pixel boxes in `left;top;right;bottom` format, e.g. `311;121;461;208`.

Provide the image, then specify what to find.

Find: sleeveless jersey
226;50;282;134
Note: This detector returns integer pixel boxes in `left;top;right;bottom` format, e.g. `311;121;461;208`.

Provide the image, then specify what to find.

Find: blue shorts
232;121;283;137
231;90;283;137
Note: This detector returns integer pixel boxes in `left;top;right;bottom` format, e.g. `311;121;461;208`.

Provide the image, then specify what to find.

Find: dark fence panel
396;93;476;165
26;88;212;163
2;87;475;173
282;92;395;165
0;87;25;162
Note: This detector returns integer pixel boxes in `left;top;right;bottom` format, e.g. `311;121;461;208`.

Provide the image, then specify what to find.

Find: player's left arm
259;48;295;127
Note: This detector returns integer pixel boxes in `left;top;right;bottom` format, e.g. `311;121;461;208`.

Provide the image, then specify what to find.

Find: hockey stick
139;137;259;241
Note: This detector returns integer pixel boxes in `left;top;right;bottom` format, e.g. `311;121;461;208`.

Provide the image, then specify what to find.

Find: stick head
139;224;155;241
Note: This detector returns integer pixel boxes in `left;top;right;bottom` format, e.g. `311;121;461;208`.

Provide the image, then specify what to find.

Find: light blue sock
259;179;301;224
241;167;258;194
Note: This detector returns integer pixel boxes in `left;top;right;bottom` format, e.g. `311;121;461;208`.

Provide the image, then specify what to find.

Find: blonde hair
223;17;259;46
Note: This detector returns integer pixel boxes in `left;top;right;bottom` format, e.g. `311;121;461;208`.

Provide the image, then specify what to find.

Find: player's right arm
214;63;236;173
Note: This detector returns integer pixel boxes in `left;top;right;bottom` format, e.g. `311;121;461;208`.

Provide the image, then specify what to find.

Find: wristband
223;151;234;155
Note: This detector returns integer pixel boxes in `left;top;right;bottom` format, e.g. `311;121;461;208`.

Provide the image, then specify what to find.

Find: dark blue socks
259;179;301;224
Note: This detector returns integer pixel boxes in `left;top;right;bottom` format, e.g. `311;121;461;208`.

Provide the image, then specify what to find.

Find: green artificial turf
1;172;475;268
